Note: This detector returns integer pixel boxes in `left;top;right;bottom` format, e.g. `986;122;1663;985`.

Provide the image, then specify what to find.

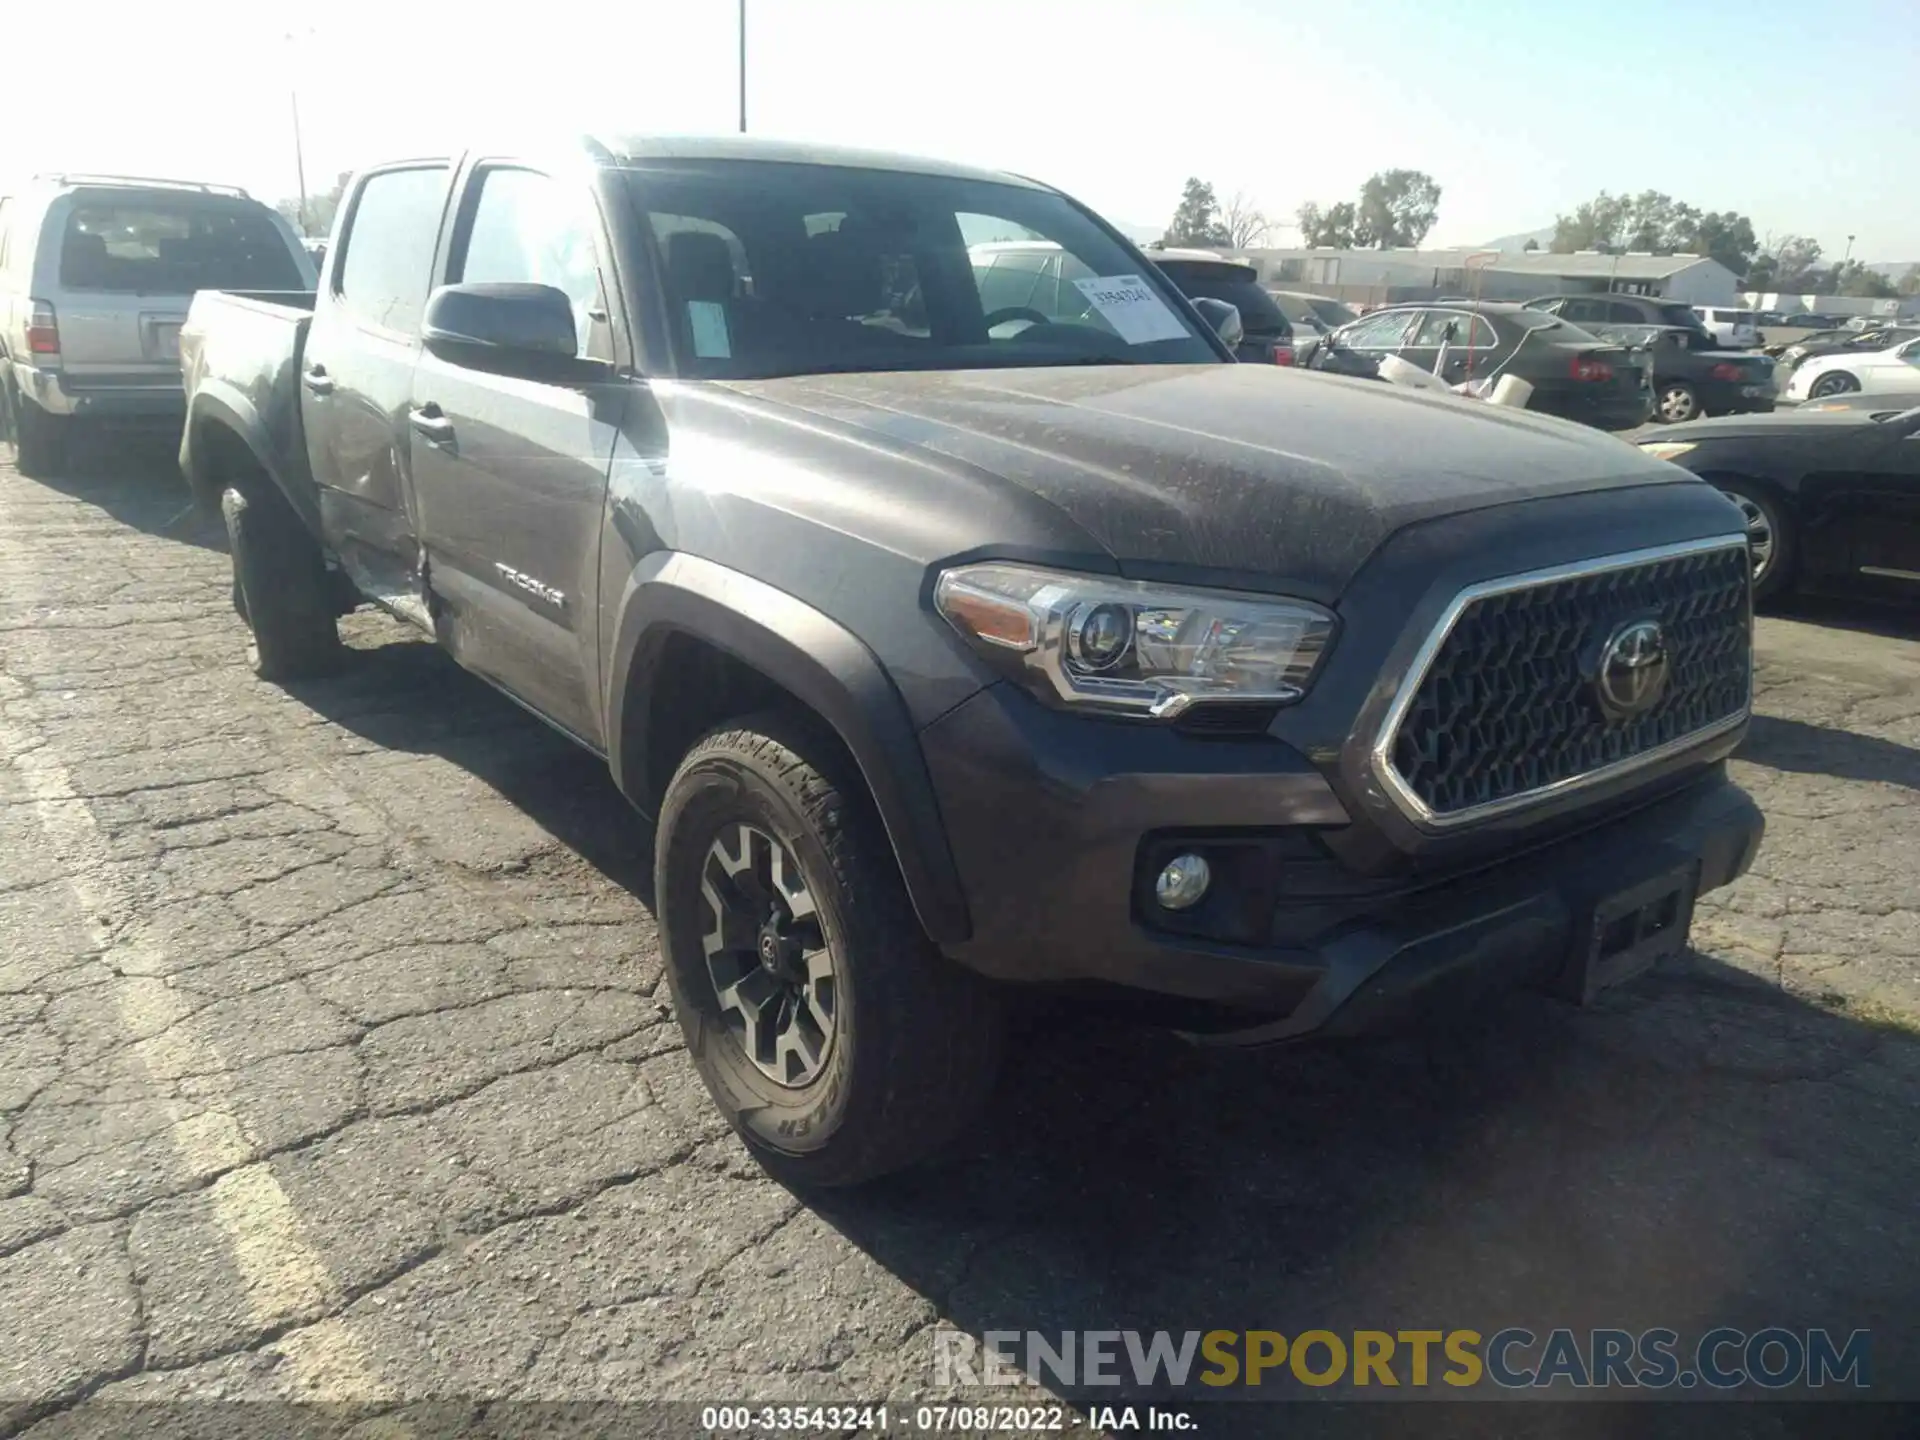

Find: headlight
1638;441;1697;462
934;562;1335;718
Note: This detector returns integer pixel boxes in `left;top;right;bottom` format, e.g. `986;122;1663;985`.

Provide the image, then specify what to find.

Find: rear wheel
1809;371;1860;398
655;717;1004;1187
1654;381;1701;424
1710;479;1795;601
2;379;68;479
220;484;343;681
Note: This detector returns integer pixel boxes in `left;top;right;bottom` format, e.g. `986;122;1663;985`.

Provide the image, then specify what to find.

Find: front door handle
302;363;334;396
409;404;455;446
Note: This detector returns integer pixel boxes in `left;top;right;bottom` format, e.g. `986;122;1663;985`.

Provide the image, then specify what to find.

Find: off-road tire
220;484;343;681
656;716;1004;1187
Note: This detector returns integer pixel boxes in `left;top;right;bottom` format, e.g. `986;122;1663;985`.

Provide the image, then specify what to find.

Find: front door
406;163;626;749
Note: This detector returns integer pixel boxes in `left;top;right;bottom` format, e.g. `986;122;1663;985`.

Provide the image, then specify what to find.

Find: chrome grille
1376;538;1752;827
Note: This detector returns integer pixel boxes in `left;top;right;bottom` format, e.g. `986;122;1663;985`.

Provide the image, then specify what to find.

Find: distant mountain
1479;225;1557;253
1867;260;1919;280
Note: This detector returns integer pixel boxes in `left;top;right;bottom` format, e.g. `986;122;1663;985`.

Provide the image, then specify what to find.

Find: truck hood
730;365;1688;598
1651;410;1882;443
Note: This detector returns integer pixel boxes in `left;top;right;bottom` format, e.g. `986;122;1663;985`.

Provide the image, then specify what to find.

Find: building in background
1221;248;1741;310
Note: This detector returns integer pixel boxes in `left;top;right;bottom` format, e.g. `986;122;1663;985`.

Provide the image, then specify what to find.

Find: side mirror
1190;296;1244;350
422;282;606;383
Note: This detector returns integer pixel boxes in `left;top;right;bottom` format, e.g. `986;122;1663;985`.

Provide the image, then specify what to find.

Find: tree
1746;234;1823;291
275;171;350;239
1899;265;1920;297
1353;169;1442;248
1826;260;1897;299
1523;237;1540;252
1296;200;1357;248
1550;189;1758;277
1220;191;1270;249
1162;178;1230;248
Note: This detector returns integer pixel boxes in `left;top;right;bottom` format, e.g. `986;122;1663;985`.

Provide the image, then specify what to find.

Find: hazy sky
9;0;1919;259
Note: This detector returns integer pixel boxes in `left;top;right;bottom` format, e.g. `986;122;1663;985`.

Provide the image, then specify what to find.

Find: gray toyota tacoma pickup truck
179;135;1764;1186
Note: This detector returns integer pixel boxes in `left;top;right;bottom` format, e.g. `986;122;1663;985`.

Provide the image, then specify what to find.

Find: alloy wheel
1657;384;1699;423
699;821;837;1087
1719;489;1774;584
1809;373;1859;398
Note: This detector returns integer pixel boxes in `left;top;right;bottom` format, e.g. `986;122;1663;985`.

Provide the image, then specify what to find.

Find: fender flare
182;381;322;536
606;551;972;946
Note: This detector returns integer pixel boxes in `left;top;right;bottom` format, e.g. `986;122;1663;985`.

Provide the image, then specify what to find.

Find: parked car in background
1693;306;1759;349
1267;289;1360;347
1639;404;1920;602
1774;324;1920;376
177;134;1762;1185
1148;250;1297;364
0;172;313;477
1306;301;1651;430
1796;314;1846;330
1526;292;1713;340
1609;325;1776;423
1783;336;1920;400
1523;297;1771;422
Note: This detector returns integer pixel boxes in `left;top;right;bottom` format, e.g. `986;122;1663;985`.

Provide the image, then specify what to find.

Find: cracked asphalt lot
1;440;1917;1438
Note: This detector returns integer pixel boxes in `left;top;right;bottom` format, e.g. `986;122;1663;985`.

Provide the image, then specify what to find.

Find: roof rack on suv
34;173;251;199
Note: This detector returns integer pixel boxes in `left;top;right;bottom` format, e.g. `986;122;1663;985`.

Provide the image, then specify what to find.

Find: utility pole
285;28;313;235
738;0;747;133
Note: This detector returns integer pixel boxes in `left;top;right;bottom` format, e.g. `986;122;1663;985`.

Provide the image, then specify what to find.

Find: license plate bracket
1562;862;1699;1005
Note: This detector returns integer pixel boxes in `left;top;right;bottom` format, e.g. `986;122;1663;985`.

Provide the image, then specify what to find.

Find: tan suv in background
0;173;313;477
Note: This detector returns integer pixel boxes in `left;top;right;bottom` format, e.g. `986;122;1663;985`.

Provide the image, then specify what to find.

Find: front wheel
1712;480;1795;601
1808;371;1860;399
1654;381;1701;424
656;718;1004;1187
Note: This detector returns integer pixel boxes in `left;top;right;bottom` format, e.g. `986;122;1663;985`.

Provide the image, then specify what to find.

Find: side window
1411;310;1484;347
1559;298;1606;324
1341;311;1414;349
336;166;449;336
1608;301;1645;323
456;168;610;361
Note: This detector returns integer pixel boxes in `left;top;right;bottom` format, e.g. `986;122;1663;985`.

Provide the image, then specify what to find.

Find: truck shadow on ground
286;629;1920;1440
1740;713;1920;792
24;427;225;552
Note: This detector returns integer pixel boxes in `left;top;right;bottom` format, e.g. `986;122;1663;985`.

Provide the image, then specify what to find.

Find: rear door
406;161;627;748
48;189;307;392
301;162;453;606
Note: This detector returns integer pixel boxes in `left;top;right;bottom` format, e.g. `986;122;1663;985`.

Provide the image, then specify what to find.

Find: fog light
1154;853;1212;911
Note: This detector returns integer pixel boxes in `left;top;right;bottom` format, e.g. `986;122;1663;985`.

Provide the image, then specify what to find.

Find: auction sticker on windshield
1072;274;1190;345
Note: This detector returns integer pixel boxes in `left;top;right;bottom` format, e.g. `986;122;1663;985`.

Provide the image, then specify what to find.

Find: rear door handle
302;364;334;396
409;404;455;446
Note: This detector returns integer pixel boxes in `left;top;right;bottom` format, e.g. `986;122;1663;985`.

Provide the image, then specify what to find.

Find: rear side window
336;166;449;335
56;196;304;294
1659;303;1703;329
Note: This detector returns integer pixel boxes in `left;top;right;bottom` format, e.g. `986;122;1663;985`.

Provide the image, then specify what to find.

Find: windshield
623;161;1218;379
58;196;305;294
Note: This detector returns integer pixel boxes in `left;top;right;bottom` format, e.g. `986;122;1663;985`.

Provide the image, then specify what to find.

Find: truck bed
178;289;322;531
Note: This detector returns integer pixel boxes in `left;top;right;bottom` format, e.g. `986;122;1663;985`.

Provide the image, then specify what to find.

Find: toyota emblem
1594;618;1670;719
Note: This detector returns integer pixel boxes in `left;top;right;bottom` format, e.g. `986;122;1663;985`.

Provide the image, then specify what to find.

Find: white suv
1692;306;1759;349
0;173;313;476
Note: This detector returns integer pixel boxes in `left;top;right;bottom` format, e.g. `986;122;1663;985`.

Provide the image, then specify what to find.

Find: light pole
1843;234;1855;267
738;0;747;133
285;28;313;235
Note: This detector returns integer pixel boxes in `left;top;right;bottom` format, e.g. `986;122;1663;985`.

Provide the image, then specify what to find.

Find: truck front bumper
921;682;1763;1042
9;361;185;421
